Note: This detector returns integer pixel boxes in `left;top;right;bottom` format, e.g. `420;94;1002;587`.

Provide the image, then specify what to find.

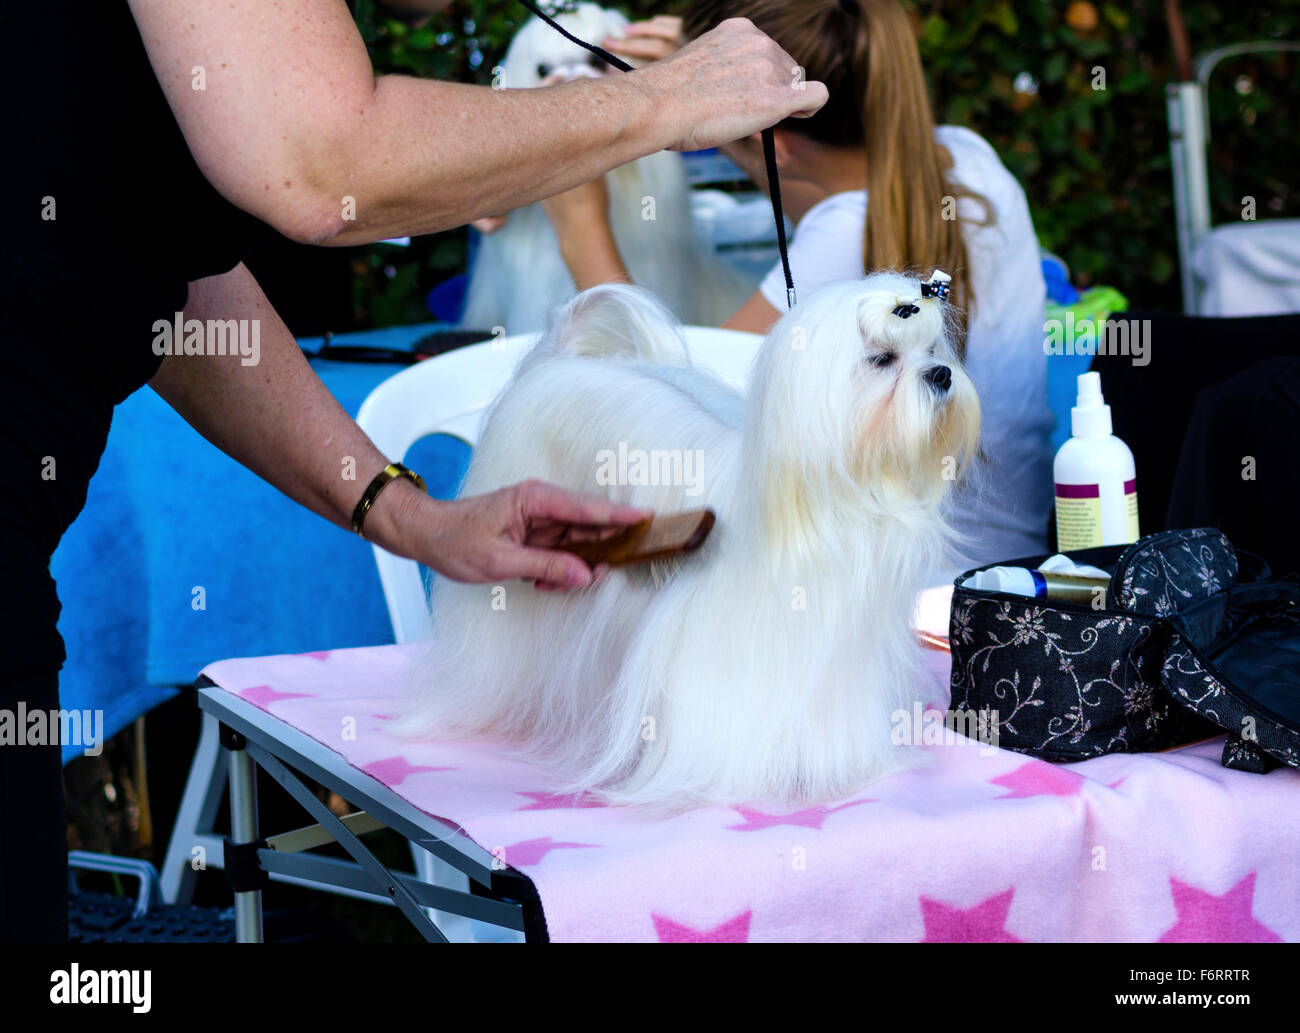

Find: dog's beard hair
459;4;753;335
400;275;981;810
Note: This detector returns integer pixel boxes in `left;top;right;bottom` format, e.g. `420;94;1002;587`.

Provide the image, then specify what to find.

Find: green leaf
988;1;1019;36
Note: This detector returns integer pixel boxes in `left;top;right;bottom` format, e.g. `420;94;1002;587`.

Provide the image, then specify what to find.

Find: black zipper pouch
949;528;1300;771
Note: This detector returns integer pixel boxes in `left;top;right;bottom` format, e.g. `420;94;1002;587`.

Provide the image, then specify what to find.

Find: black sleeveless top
0;2;269;674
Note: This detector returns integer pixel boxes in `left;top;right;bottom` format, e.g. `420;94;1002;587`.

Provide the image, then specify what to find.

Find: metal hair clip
892;296;920;319
920;269;952;301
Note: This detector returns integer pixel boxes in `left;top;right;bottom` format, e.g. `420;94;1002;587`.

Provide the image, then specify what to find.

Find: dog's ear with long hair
529;283;692;369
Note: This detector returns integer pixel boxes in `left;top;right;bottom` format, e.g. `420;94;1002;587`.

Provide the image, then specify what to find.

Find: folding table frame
176;677;547;943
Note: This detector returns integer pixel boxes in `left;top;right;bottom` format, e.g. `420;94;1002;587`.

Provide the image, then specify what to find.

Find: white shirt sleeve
758;193;867;309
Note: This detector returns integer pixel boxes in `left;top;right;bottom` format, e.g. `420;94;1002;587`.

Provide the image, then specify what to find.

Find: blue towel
52;325;471;763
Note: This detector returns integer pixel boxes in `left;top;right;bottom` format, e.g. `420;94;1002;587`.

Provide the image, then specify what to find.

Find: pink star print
503;836;598;867
652;911;752;943
726;799;872;831
920;888;1021;942
1159;872;1281;943
302;651;332;661
360;755;452;786
516;791;606;811
991;760;1084;799
239;685;312;707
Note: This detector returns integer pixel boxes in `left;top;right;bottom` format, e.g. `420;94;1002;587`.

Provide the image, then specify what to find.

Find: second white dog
459;2;752;334
403;272;981;808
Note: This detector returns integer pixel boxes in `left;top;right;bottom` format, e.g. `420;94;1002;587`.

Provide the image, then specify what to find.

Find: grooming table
195;644;1300;943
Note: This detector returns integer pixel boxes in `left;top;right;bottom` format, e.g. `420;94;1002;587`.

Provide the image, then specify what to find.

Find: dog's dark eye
537;63;551;79
869;352;898;368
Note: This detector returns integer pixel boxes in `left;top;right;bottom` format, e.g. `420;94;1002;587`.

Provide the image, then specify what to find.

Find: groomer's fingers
512;553;608;595
515;479;650;530
645;18;828;152
509;544;595;591
418;484;642;588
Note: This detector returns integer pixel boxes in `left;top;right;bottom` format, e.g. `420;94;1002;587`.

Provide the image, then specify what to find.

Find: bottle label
1125;478;1139;542
1055;483;1101;550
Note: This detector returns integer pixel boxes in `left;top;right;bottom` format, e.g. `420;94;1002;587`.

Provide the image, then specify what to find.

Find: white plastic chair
1166;38;1300;313
352;323;762;941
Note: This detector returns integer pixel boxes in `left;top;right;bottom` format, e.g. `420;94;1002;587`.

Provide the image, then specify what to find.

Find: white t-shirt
759;125;1052;566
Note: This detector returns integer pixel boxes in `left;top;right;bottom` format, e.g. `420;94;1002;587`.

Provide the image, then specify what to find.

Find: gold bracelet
351;462;427;539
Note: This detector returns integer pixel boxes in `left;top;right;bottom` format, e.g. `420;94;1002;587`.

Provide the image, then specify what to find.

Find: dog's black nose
924;364;952;392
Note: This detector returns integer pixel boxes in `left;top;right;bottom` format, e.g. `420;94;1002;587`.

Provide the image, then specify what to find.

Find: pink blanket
201;643;1300;942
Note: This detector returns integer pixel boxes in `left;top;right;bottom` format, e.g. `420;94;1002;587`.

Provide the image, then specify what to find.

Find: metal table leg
227;736;264;943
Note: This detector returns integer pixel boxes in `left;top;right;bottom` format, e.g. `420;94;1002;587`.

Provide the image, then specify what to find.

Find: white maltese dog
459;2;752;334
404;272;981;808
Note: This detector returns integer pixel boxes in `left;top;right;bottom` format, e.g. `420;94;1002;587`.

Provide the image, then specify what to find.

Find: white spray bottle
1053;371;1139;551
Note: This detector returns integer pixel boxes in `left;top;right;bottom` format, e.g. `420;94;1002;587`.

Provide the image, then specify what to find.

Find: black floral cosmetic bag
949;528;1300;772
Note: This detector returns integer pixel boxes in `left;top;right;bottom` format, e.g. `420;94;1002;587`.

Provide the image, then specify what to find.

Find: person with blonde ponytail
544;0;1053;563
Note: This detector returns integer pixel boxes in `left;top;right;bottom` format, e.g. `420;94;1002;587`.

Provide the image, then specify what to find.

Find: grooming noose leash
513;0;797;308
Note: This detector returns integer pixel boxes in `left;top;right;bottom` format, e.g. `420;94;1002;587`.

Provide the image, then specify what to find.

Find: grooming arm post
1166;80;1210;315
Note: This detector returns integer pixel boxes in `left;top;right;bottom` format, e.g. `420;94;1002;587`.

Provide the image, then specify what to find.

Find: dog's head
500;3;628;89
748;272;981;533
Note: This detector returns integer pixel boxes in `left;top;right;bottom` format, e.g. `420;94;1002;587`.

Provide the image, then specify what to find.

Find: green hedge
351;0;1297;325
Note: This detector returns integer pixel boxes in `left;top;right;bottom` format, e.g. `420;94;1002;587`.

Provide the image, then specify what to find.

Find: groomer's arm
150;264;646;590
127;1;826;245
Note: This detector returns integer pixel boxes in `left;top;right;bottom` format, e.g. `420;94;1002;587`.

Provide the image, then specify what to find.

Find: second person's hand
604;15;684;64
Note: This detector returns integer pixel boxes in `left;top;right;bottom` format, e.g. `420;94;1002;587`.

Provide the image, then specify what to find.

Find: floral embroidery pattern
1165;648;1300;770
950;595;1182;760
1116;529;1237;617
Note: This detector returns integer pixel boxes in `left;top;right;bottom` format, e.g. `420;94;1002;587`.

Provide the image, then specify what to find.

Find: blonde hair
683;0;992;354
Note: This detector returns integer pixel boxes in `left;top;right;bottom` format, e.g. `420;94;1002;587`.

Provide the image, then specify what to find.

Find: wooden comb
558;508;716;568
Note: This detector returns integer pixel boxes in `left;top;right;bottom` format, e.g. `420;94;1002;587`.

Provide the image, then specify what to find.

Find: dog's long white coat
402;275;981;808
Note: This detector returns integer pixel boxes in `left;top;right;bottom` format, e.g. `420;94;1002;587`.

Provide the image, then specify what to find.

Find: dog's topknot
853;271;952;356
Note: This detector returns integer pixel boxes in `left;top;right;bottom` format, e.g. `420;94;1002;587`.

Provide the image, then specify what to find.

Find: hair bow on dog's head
920;269;952;301
895;270;952;318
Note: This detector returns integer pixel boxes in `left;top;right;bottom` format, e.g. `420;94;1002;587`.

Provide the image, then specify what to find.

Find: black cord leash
512;0;796;308
760;130;794;308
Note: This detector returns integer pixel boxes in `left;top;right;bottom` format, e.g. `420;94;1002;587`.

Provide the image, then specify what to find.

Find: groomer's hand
377;479;648;591
641;18;827;152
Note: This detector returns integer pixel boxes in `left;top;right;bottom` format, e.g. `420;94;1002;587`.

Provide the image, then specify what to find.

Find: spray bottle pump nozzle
1071;371;1113;438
